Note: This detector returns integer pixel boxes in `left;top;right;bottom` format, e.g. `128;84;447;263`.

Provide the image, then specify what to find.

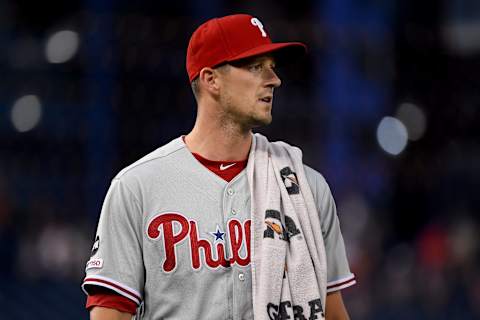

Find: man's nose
265;68;282;88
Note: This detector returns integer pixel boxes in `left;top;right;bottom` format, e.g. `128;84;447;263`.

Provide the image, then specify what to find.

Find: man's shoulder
263;135;329;193
114;136;186;180
303;164;328;194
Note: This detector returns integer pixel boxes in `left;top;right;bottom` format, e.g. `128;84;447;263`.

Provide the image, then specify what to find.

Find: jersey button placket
223;185;235;319
238;272;245;281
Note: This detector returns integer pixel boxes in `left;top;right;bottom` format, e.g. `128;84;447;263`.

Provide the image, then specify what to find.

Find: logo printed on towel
280;167;299;195
263;209;301;242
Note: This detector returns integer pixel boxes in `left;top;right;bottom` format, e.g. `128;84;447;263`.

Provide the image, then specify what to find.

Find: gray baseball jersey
82;136;355;320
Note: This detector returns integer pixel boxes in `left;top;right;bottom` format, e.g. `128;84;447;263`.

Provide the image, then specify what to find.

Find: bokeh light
376;116;408;156
45;30;79;64
10;95;42;132
396;102;427;141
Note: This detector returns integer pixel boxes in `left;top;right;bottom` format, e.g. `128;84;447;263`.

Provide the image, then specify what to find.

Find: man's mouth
259;96;272;103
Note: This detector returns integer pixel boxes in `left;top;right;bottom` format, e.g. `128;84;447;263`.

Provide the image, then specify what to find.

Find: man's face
217;55;281;128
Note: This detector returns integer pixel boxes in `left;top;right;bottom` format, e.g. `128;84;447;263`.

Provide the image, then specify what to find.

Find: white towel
247;133;327;320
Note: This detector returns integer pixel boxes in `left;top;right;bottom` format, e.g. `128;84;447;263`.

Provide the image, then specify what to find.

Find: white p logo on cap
251;18;267;37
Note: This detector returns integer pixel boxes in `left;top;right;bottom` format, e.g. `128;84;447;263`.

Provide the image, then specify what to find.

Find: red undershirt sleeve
86;286;137;315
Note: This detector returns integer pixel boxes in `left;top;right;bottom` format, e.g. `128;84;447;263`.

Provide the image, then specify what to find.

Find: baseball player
82;14;356;320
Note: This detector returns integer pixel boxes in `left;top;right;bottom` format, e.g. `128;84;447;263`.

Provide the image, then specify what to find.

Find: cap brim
226;42;307;66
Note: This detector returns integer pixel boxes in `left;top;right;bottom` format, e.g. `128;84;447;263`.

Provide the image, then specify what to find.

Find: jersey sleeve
86;287;138;314
82;177;145;307
304;165;356;292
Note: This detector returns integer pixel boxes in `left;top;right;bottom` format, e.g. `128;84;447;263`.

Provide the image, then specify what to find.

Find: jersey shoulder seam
303;164;328;209
114;138;185;179
115;178;142;211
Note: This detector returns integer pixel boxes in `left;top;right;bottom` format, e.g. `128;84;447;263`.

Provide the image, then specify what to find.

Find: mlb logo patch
86;258;104;270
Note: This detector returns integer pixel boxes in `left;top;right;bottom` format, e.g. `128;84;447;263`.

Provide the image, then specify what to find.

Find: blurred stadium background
1;0;479;319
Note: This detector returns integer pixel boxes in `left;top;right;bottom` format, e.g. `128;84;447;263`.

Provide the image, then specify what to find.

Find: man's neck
184;123;252;161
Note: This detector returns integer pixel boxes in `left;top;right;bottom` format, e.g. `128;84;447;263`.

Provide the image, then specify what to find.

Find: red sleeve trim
86;289;137;315
326;274;356;293
82;275;142;305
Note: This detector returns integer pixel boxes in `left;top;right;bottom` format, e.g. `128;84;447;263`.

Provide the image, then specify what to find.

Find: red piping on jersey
84;277;142;302
326;276;356;290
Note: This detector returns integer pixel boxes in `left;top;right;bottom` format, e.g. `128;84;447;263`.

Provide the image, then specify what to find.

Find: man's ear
198;67;220;96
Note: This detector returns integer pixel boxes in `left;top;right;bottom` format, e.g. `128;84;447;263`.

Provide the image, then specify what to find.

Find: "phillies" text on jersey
147;212;251;272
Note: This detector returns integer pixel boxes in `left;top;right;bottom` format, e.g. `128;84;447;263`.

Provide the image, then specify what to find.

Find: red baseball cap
186;14;307;82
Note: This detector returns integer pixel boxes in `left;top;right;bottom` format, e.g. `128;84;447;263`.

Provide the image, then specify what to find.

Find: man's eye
250;64;263;71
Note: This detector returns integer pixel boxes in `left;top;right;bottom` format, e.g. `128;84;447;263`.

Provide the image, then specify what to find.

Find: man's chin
250;115;272;128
